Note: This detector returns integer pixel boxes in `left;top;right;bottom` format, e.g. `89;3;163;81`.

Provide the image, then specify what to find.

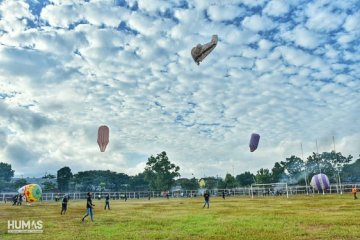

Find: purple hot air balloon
97;125;109;152
249;133;260;152
310;173;330;192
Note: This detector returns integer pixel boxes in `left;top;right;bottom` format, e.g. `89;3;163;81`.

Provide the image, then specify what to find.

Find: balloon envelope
191;35;218;65
97;125;109;152
18;184;42;202
310;173;330;191
249;133;260;152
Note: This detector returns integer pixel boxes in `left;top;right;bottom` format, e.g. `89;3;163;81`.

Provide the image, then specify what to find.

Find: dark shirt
62;197;68;205
86;196;93;208
105;196;110;202
204;193;210;201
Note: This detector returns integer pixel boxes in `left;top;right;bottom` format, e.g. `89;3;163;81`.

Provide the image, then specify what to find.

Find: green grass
0;194;359;240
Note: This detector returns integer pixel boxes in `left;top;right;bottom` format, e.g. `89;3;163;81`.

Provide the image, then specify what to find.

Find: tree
72;170;130;191
42;173;56;179
325;151;352;182
178;178;199;190
203;177;218;189
112;173;130;191
236;171;255;186
57;167;73;192
99;182;106;191
222;173;237;188
342;155;360;182
306;152;333;177
43;181;56;191
0;162;14;182
283;155;305;184
14;179;27;189
129;173;149;191
144;151;180;190
255;168;272;184
271;162;286;183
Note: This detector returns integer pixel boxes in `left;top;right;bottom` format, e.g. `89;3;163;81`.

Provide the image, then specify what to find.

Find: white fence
1;183;358;202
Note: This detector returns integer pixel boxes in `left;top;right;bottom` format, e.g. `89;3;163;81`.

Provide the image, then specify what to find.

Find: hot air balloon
310;173;330;192
18;184;42;203
249;133;260;152
97;125;109;152
191;35;218;65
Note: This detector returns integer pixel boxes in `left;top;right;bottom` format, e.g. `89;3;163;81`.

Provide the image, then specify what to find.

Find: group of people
59;187;359;222
76;191;213;222
12;193;23;206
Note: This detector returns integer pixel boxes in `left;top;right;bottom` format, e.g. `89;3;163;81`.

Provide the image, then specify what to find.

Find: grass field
0;194;359;240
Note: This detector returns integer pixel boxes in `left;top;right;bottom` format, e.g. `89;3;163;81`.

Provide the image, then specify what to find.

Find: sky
0;0;359;179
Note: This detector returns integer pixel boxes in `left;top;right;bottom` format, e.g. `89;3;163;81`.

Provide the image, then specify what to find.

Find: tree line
1;151;359;192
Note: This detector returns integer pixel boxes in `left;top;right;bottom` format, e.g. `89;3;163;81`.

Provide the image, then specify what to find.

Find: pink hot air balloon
97;125;109;152
249;133;260;152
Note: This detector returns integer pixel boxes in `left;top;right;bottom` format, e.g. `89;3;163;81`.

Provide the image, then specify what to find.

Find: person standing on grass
82;192;95;222
352;186;358;200
17;194;23;206
12;195;18;206
104;194;110;210
222;191;226;200
61;195;68;215
203;191;210;208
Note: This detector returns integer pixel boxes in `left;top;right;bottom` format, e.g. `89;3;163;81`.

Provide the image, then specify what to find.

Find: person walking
82;192;95;222
203;191;210;208
104;194;110;210
352;186;358;200
61;195;68;215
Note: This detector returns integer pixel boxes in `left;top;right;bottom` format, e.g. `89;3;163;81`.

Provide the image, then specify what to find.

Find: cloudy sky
0;0;359;178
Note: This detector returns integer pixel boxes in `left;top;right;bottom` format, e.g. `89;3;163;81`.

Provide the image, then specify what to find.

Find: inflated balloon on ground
310;173;330;191
18;184;42;202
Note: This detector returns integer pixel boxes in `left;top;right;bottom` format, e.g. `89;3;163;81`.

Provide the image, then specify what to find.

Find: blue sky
0;0;359;178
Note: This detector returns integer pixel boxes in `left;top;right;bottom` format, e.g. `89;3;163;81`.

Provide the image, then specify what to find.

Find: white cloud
263;0;289;16
0;0;35;32
343;12;360;32
258;39;273;50
137;0;173;14
40;3;82;28
242;14;276;32
207;5;245;21
282;26;324;49
0;0;359;179
241;0;267;7
305;2;346;32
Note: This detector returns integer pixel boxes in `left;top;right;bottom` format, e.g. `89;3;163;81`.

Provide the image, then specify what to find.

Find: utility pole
316;140;324;195
301;143;308;195
333;136;342;194
316;139;321;174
